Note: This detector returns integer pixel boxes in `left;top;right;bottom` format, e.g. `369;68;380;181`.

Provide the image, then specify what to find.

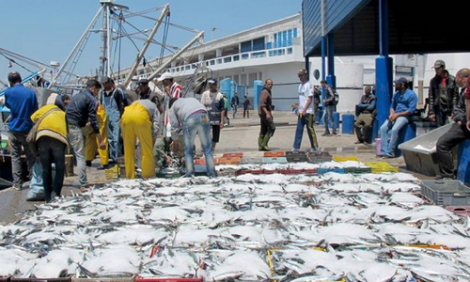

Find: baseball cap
433;60;446;69
138;78;149;85
297;68;308;75
157;72;173;82
207;77;217;85
394;77;408;85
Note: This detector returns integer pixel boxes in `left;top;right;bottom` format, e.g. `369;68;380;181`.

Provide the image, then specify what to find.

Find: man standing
0;71;38;191
66;79;106;190
100;77;124;163
320;80;338;136
428;60;458;127
158;72;182;99
243;95;250;118
120;98;159;179
435;68;470;180
292;69;318;153
231;93;239;119
200;78;225;152
354;86;376;145
169;97;216;178
379;77;418;158
258;79;275;151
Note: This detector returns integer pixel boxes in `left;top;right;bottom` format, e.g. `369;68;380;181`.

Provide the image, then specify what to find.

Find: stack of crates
105;165;120;179
332;156;360;162
365;162;399;173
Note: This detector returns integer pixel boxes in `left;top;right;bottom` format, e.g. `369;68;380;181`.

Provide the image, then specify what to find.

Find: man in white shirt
292;69;319;153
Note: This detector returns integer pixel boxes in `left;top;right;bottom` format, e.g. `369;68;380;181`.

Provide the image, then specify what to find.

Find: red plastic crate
136;277;202;282
218;157;241;165
264;151;286;157
445;206;470;217
194;158;219;166
223;152;243;158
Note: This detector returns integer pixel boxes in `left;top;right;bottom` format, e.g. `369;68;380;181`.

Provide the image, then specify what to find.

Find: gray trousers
68;125;88;186
7;131;36;187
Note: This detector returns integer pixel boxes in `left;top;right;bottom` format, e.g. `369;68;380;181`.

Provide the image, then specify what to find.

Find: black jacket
453;88;467;123
428;71;458;114
66;89;99;133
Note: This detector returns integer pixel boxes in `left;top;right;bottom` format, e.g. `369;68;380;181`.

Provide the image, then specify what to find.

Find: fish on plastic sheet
141;247;203;278
0;248;38;277
78;245;140;277
205;250;271;281
97;225;170;246
387;192;424;208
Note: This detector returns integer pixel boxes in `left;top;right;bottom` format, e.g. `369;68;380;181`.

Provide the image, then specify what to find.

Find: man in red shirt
158;72;182;99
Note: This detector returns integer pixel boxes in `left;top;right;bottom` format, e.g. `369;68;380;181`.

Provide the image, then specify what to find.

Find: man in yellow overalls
85;102;109;169
120;99;159;179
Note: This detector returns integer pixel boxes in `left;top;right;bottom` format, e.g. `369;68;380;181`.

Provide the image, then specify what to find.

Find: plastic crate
307;155;333;164
445;206;470;217
421;180;470;206
0;277;10;282
136;277;202;282
240;157;263;164
264;151;286;157
72;275;136;282
286;151;307;156
194;158;219;166
333;156;359;162
365;162;399;173
344;167;372;174
12;279;71;282
317;168;345;174
263;157;288;164
218;157;241;165
222;152;243;158
105;165;120;179
286;155;309;163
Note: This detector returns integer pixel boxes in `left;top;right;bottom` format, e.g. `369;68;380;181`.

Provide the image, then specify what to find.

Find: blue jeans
293;113;318;150
322;105;336;134
183;112;216;177
27;162;45;200
233;105;238;119
379;116;409;157
68;125;87;186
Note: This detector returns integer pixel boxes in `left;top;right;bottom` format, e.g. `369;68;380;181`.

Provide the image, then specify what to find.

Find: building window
185;65;190;70
252;37;265;51
288;29;293;46
242;53;249;60
240;41;252;53
210;60;215;65
224;57;232;63
233;55;240;61
293;28;298;38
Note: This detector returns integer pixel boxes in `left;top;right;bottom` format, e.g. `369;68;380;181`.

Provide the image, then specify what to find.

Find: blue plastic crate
317;168;345;174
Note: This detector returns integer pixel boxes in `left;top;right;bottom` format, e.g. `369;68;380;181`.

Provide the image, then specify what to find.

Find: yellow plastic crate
365;162;399;173
105;165;120;179
333;156;359;162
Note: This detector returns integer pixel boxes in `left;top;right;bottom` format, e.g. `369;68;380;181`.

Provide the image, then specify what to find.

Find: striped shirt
170;82;182;99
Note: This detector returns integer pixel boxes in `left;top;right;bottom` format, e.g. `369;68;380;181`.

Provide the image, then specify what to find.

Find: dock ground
0;110;433;225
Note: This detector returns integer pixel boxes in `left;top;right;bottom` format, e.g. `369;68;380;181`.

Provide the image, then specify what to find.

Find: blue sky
0;0;302;82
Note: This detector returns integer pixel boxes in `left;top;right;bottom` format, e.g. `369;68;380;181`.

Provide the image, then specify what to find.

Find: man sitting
379;77;418;158
435;68;470;179
154;135;185;174
355;86;376;145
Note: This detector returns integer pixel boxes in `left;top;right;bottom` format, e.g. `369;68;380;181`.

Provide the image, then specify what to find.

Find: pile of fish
0;162;469;281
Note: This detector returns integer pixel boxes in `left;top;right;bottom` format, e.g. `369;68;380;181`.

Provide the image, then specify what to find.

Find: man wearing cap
0;71;38;191
158;72;182;99
379;77;418;158
66;79;106;190
100;77;125;165
428;60;458;127
435;68;470;180
201;78;226;152
354;86;376;145
292;69;319;153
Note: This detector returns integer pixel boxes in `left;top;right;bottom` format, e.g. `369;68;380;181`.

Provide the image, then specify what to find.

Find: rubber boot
258;137;264;151
262;134;271;151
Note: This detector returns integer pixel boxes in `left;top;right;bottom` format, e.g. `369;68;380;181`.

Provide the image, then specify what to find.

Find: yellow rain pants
85;104;108;166
120;102;155;179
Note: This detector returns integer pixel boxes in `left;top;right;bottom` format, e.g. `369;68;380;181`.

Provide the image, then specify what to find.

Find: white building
119;13;470;112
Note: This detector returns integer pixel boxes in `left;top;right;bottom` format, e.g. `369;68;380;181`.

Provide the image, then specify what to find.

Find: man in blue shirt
0;71;38;190
379;77;418;158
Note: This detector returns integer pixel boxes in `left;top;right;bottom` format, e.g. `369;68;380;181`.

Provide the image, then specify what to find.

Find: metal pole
123;4;170;88
106;4;111;77
147;31;204;82
100;3;108;78
51;6;104;86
